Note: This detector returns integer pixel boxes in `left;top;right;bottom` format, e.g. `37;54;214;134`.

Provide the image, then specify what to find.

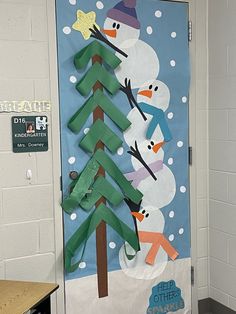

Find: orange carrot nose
152;141;164;154
138;90;153;99
102;29;117;38
131;212;145;222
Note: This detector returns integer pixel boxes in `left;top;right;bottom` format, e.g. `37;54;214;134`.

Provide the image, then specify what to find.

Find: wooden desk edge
0;281;59;314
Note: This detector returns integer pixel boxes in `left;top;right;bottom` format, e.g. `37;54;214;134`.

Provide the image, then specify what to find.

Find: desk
0;280;59;314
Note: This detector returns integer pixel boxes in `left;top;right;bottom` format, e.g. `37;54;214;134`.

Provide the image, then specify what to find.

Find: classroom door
56;0;191;313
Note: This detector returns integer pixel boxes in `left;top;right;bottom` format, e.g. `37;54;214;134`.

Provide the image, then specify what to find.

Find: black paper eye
154;86;159;92
148;145;152;150
142;210;146;214
113;22;116;28
146;213;149;218
149;85;153;90
117;24;120;29
151;141;154;146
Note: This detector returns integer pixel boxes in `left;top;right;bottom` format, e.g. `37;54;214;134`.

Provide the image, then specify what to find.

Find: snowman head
137;80;170;112
103;0;140;48
132;206;165;233
131;139;164;172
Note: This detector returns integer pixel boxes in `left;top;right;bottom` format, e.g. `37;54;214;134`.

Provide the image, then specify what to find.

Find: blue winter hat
107;0;140;29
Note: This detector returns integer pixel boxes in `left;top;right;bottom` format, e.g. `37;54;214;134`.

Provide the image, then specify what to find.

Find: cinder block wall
0;0;62;313
0;0;209;313
209;0;236;310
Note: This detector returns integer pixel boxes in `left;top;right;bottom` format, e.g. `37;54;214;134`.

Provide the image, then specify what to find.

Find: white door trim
47;0;65;313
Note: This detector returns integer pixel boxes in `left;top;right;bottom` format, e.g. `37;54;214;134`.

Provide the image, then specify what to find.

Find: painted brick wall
209;0;236;310
0;0;61;313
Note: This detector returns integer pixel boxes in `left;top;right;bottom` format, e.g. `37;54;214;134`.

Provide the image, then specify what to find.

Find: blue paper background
56;0;190;281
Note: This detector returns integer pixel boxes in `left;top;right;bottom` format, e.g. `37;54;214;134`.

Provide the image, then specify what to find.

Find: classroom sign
12;116;48;153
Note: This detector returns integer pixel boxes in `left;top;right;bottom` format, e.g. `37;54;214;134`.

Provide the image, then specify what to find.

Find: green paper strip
79;190;100;211
62;157;100;214
68;90;131;134
94;149;143;204
65;203;139;273
76;62;121;96
80;176;123;210
74;40;121;70
79;119;122;154
93;176;123;206
68;95;94;133
62;150;142;214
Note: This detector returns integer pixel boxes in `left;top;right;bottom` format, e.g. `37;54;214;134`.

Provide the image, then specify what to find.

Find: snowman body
124;80;172;155
124;108;165;154
115;40;160;89
119;207;168;280
136;163;176;208
103;18;160;89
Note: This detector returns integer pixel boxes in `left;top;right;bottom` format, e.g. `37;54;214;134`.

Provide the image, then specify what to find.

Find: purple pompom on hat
107;0;140;29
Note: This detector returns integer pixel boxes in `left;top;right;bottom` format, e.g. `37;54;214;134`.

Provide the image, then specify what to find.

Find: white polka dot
117;147;124;156
84;128;90;134
70;75;77;83
70;213;77;221
146;26;153;35
177;141;183;148
69;0;76;5
171;32;177;38
78;262;86;269
180;186;187;193
169;211;175;218
167;112;173;119
168;158;174;165
109;242;116;249
179;228;184;235
169;234;175;242
170;60;176;67
63;26;71;35
155;10;162;18
68;156;76;165
182;96;188;103
96;1;104;9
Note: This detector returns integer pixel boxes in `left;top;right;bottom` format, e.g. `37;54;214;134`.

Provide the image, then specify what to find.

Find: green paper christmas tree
62;40;143;298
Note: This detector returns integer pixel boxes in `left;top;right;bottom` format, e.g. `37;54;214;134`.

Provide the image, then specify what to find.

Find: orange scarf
138;231;179;265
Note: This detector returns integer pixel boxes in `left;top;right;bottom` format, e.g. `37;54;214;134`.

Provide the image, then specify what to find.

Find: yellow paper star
72;10;100;40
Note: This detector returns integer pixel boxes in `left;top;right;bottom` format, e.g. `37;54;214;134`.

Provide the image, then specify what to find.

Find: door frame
48;0;199;313
47;0;65;313
160;1;199;313
161;1;199;313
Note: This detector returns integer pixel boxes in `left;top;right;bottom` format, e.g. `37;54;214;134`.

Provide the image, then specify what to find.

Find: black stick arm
125;198;142;252
120;78;147;121
128;141;157;181
120;84;134;109
89;25;128;58
130;92;147;121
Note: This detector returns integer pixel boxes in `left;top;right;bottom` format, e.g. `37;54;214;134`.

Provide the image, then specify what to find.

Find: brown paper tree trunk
92;55;108;298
